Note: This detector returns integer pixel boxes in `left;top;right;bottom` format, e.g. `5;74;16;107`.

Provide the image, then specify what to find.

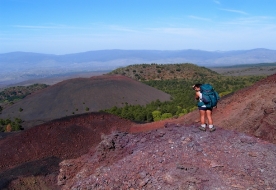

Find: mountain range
1;48;276;87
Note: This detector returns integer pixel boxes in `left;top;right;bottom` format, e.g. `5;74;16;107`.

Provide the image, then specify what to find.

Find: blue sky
1;0;276;54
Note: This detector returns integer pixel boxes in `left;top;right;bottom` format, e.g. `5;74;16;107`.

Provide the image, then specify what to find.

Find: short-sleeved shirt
198;92;206;107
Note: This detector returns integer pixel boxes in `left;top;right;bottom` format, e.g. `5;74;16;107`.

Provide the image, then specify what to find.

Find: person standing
193;84;216;132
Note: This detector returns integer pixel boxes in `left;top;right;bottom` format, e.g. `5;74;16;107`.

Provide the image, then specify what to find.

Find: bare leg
198;110;207;131
206;110;213;125
199;110;206;124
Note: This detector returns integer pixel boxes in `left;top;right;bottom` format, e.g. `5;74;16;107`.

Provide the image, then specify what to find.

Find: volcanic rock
0;112;134;189
1;74;276;189
58;124;276;189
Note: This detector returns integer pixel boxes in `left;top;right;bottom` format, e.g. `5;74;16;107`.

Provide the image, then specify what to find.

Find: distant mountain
1;49;276;67
1;49;276;86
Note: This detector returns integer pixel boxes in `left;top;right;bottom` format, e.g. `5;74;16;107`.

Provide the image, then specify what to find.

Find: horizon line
0;48;274;55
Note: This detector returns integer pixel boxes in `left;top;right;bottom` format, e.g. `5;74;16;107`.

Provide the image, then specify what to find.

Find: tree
161;113;172;120
6;123;12;132
146;112;153;122
152;110;161;121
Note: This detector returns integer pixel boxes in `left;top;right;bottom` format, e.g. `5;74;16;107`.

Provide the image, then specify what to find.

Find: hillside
0;83;48;105
0;75;171;128
105;63;265;123
59;125;276;189
57;73;276;189
177;73;276;143
108;63;219;81
0;74;275;189
0;112;135;189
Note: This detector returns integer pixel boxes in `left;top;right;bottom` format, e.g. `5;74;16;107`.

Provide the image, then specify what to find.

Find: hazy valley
1;49;276;88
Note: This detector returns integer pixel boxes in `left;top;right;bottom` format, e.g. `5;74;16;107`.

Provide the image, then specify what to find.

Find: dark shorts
198;107;213;111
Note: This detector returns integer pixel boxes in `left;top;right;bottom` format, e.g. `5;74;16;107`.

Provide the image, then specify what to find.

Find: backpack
200;84;220;108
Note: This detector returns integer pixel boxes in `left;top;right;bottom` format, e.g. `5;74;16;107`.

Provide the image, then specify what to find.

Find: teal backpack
200;84;220;108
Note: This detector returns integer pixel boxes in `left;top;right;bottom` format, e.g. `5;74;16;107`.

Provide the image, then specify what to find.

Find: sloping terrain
0;75;171;128
0;112;135;189
0;74;275;189
58;125;276;189
177;73;276;143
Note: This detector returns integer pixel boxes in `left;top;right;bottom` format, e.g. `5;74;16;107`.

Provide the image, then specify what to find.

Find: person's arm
195;91;200;100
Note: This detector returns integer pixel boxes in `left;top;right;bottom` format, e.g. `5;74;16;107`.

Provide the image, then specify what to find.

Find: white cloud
213;0;220;4
147;27;199;36
107;25;139;33
219;8;248;15
12;24;71;29
188;15;212;22
220;16;276;27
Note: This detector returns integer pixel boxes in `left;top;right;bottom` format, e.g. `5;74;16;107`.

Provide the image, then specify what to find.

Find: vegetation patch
0;118;23;132
109;63;219;81
105;63;265;122
0;84;48;106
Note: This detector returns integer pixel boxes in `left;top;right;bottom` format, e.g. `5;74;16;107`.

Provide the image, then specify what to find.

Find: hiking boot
199;126;206;131
209;126;216;132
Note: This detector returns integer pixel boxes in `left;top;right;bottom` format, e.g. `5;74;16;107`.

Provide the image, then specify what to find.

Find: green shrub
152;110;161;121
161;113;172;120
0;118;23;132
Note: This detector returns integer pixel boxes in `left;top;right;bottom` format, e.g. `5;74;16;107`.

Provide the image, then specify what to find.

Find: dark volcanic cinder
0;112;134;190
0;75;171;128
58;124;276;189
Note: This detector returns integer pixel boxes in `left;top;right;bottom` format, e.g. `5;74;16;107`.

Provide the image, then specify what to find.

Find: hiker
193;84;216;132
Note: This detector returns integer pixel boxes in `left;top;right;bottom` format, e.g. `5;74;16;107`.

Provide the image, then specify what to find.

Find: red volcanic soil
177;73;276;143
0;112;135;189
0;74;275;189
59;125;276;189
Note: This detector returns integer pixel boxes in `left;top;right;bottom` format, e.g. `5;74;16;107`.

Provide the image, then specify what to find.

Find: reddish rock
175;73;276;144
0;73;276;189
58;125;276;189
